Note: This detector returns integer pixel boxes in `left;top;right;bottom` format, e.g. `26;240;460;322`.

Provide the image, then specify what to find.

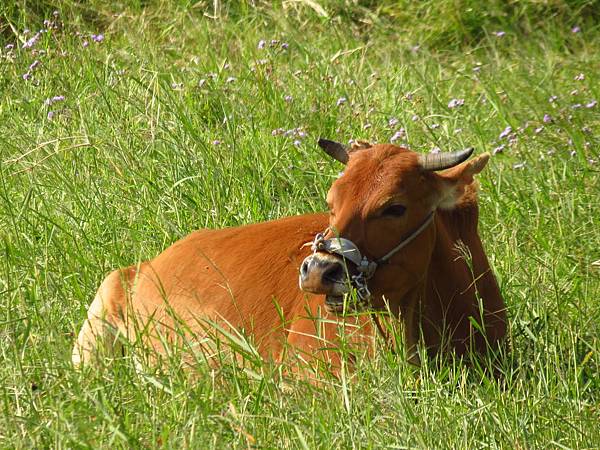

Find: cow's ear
435;153;490;209
318;138;349;164
318;138;373;164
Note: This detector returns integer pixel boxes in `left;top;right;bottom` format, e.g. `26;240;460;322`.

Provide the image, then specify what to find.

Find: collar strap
374;211;435;265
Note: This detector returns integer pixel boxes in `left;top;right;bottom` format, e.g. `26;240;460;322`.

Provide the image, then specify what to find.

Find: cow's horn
418;147;474;171
318;138;349;164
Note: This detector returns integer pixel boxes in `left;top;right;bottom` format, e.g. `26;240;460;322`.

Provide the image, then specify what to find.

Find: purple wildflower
293;140;301;147
5;43;14;50
586;100;597;108
548;95;558;103
281;42;289;50
543;114;552;123
45;95;65;105
212;140;221;146
91;34;104;43
298;131;307;138
499;126;512;139
388;117;399;127
47;111;56;120
572;26;581;33
82;40;89;48
572;103;582;109
493;31;506;37
257;40;266;49
574;73;585;81
492;145;505;154
390;129;406;143
22;72;32;81
270;39;279;47
29;60;40;71
336;97;347;106
284;95;292;102
448;98;465;109
22;32;40;49
271;128;284;136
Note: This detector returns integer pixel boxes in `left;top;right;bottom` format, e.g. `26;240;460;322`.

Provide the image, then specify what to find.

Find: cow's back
122;213;329;358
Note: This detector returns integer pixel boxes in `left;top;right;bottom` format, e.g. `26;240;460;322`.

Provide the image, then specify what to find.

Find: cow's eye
382;204;406;217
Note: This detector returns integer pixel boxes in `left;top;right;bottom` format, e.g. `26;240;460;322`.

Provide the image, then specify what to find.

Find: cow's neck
420;207;485;354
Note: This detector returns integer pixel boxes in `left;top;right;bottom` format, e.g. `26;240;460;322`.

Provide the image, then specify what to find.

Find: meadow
1;1;599;447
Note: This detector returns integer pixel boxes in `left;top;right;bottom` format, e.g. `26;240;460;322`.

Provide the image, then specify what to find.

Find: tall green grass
1;1;599;447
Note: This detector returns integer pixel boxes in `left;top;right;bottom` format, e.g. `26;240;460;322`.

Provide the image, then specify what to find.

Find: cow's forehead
329;145;421;205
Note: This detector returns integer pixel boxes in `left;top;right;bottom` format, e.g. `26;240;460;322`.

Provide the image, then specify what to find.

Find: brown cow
73;139;506;371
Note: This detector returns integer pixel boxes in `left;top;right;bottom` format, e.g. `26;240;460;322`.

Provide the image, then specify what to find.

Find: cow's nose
299;253;348;294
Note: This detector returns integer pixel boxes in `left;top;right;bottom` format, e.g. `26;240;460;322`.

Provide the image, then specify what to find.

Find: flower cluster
271;127;308;147
45;95;65;106
447;98;465;109
257;39;289;51
23;59;42;80
390;129;406;143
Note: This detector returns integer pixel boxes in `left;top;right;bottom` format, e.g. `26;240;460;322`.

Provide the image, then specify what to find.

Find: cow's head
299;138;490;313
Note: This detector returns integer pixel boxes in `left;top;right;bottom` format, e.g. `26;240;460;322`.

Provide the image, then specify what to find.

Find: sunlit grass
0;1;599;447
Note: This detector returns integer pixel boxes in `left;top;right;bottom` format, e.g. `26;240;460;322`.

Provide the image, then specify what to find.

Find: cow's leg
72;267;134;367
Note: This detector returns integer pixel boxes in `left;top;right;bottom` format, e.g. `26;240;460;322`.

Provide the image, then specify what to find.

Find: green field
1;1;599;447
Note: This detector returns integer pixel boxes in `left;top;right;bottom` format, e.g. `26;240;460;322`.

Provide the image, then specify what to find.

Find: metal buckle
352;272;372;301
311;231;326;253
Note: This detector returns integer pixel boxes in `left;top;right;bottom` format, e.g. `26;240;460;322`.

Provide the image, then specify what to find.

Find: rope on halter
310;211;435;301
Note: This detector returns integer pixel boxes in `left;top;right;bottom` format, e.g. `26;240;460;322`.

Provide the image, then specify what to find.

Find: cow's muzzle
299;253;353;312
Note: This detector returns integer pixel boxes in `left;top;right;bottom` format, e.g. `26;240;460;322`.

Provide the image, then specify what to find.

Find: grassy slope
1;1;599;448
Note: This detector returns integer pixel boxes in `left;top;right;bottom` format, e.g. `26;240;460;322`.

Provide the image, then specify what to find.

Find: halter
310;211;435;301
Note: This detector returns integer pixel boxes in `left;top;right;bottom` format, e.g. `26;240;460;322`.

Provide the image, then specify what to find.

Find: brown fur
73;144;506;372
